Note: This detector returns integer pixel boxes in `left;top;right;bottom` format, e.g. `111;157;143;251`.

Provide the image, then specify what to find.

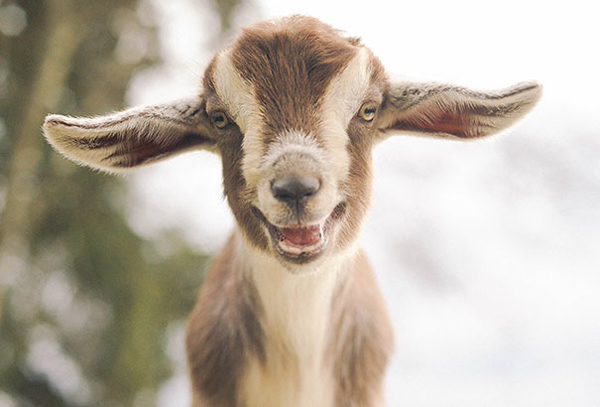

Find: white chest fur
238;239;345;407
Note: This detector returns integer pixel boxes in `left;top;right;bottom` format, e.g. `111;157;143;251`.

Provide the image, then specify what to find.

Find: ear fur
43;96;215;173
379;81;542;139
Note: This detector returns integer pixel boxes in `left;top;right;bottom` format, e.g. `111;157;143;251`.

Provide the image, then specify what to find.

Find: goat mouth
270;223;327;262
252;203;346;263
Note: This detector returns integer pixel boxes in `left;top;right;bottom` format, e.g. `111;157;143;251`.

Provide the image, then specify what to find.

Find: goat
43;16;541;407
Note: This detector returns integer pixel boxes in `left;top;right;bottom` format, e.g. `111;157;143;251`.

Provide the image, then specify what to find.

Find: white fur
212;50;267;189
43;97;209;173
236;232;359;407
255;130;341;227
319;48;372;181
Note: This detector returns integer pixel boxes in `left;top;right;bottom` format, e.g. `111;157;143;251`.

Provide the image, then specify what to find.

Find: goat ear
378;81;542;139
43;96;215;172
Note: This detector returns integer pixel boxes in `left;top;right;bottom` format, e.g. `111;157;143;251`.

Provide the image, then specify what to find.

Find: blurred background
0;0;598;406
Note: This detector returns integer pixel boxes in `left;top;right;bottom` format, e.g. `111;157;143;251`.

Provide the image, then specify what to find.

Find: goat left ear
378;81;542;139
43;96;215;173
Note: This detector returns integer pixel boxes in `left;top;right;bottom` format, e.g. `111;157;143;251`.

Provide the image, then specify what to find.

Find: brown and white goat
43;16;541;407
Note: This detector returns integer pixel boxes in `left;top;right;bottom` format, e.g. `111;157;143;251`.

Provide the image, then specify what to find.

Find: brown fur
186;236;265;407
214;119;270;251
231;16;357;138
329;251;395;406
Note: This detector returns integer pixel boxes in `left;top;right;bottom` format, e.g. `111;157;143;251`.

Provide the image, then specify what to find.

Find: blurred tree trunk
210;0;243;33
0;0;246;405
0;0;81;323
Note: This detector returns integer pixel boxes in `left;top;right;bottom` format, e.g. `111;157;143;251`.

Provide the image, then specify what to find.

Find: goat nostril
271;176;320;204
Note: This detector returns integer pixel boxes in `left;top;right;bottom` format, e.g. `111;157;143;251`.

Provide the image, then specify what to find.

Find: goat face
43;16;541;272
204;17;387;267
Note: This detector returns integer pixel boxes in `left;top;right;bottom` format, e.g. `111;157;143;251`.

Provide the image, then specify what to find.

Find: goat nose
271;176;320;206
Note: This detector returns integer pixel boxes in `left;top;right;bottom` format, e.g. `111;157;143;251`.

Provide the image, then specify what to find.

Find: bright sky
125;1;600;406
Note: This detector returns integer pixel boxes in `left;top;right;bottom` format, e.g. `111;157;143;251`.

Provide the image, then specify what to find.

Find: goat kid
43;16;541;407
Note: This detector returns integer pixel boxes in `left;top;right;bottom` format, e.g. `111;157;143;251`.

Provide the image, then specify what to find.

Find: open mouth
270;223;327;261
252;203;346;263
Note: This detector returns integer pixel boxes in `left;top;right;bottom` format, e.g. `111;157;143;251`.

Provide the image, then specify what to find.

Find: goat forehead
211;47;373;132
211;22;372;133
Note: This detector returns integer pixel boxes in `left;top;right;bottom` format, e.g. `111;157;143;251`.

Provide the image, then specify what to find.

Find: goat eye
358;102;377;122
211;111;229;129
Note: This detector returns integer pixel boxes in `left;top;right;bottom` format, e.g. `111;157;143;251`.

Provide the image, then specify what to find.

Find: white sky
125;1;600;406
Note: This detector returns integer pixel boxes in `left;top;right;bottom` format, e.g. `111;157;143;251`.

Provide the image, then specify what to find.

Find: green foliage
0;0;242;405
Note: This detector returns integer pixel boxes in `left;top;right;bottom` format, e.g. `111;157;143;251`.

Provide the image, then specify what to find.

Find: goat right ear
43;96;215;172
378;81;542;139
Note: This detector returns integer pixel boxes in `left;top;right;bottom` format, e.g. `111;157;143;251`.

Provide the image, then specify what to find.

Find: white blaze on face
319;47;373;182
212;50;264;187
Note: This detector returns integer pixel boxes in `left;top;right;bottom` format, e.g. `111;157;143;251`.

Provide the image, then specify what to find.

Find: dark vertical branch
210;0;244;34
0;1;246;405
0;0;82;320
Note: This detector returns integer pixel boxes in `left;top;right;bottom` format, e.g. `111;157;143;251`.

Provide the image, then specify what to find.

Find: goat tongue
280;225;321;247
